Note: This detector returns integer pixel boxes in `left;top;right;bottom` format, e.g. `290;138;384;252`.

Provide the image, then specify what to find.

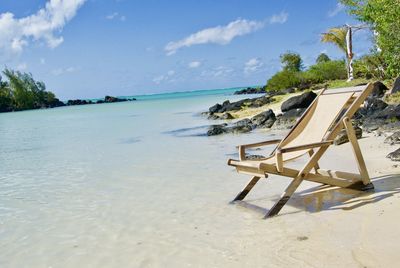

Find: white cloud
51;66;77;76
188;61;201;68
0;0;86;54
165;18;264;55
153;70;176;84
244;57;264;74
106;12;126;21
328;3;345;18
269;12;288;24
165;12;288;55
106;12;119;20
201;66;234;78
17;62;28;71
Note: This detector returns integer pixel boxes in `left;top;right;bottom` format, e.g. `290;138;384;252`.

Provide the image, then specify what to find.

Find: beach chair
227;83;375;218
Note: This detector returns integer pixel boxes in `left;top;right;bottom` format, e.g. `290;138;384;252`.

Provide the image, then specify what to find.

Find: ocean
0;87;280;267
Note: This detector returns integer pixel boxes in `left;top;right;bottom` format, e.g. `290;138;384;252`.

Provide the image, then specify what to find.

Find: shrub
265;70;302;91
302;60;347;84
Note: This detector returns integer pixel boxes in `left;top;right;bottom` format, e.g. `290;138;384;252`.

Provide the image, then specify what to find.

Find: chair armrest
237;139;281;160
278;140;333;154
236;139;281;149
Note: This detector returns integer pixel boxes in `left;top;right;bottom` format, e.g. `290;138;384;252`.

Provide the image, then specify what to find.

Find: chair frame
227;83;375;218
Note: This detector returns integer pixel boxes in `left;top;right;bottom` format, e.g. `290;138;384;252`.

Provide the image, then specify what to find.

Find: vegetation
316;53;331;64
265;53;347;91
265;1;400;93
341;0;400;77
280;52;303;72
0;68;63;112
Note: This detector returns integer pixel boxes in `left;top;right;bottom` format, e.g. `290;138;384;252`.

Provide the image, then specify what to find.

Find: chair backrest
277;84;372;161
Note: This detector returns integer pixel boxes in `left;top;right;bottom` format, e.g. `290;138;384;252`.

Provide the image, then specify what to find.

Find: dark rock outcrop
273;108;306;129
371;81;389;97
387;148;400;161
370;104;400;120
248;96;274;108
206;110;276;136
207;124;227;136
384;131;400;145
67;99;93;105
208;95;274;115
104;95;131;103
392;77;400;94
251;109;276;128
281;91;317;112
220;112;234;120
334;126;362;145
209;103;222;113
234;87;264;95
47;98;66;108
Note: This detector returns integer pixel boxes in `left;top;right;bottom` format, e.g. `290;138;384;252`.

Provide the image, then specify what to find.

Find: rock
371;104;400;120
281;91;317;112
221;99;247;112
248;96;274;108
67;99;92;105
209;103;222;114
384;131;400;145
234;87;264;95
251;109;276;128
391;77;400;94
365;98;389;113
282;87;296;94
47;98;65;108
387;148;400;161
207;114;220;120
235;118;253;127
207;124;227;136
371;81;388;98
104;95;128;103
226;118;254;134
273;108;306;129
334;126;362;145
228;124;253;134
220;112;234;120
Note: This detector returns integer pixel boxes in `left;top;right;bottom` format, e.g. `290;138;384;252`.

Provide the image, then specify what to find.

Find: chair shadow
234;173;400;217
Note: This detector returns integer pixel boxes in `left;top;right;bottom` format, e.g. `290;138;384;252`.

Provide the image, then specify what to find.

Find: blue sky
0;0;373;100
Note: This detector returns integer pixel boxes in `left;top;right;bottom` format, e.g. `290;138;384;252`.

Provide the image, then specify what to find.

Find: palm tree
321;26;354;81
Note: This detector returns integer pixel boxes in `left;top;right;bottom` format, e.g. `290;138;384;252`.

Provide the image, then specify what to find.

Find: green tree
321;27;348;54
265;70;302;91
0;75;12;112
1;68;63;112
316;53;331;64
341;0;400;77
280;52;303;72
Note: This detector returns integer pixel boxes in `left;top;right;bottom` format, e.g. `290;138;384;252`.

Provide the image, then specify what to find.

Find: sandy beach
0;90;399;267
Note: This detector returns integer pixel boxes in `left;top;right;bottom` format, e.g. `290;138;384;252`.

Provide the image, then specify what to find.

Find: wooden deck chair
227;83;376;218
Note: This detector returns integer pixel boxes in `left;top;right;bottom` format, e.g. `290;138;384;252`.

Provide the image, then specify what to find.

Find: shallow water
0;91;277;267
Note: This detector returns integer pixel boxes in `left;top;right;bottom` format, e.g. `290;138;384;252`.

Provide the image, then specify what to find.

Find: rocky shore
65;95;136;106
204;81;400;162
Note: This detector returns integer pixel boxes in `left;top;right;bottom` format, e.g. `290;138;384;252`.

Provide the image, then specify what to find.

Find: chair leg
343;118;372;186
264;177;303;218
231;176;261;202
308;149;320;173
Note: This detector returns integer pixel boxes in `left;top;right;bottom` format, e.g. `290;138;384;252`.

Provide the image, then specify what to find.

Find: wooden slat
279;140;333;153
231;176;262;202
343;117;371;185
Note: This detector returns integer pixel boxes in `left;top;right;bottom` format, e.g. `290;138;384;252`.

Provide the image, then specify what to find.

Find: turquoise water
0;88;276;267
